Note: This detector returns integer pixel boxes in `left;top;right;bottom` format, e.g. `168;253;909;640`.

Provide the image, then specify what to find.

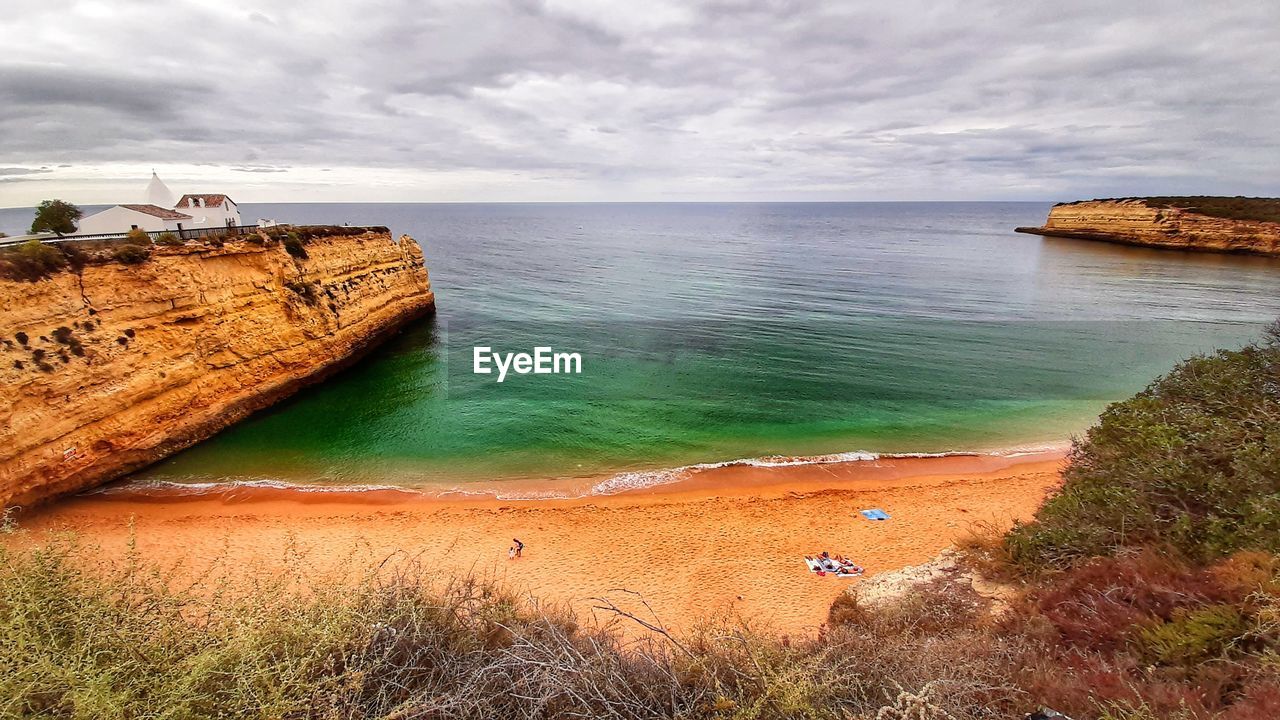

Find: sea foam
86;444;1065;501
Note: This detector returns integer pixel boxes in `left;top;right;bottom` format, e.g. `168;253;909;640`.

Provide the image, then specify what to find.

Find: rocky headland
1016;196;1280;256
0;227;434;508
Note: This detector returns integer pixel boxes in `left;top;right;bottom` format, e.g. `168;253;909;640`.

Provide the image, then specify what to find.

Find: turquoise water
97;202;1280;493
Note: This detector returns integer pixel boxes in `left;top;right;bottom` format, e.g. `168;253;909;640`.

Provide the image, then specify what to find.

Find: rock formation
1016;198;1280;256
843;548;1018;619
0;228;434;508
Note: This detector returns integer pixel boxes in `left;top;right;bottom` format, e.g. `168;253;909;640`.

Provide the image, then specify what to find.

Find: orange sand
12;451;1064;635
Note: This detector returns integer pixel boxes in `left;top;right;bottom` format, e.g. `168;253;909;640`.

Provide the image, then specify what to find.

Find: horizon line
1;199;1068;212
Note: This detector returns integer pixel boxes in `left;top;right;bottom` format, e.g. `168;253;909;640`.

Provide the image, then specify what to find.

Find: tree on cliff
30;200;82;236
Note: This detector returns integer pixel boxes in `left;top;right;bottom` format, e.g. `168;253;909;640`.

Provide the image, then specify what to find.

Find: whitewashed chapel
76;173;242;235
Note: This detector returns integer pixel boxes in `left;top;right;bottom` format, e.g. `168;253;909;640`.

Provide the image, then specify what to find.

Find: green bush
124;228;151;244
283;233;309;259
155;232;182;246
111;244;150;265
1007;322;1280;569
1135;604;1250;665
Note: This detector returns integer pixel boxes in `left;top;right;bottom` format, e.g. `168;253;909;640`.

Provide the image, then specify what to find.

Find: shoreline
12;449;1066;634
78;442;1072;505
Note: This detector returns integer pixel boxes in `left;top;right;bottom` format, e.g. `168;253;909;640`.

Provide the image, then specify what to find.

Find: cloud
0;167;52;176
0;65;210;120
0;0;1276;204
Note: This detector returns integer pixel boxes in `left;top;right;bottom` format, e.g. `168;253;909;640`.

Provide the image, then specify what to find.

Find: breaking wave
86;443;1066;501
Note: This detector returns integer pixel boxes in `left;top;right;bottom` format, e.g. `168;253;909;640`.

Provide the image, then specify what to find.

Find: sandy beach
10;451;1064;635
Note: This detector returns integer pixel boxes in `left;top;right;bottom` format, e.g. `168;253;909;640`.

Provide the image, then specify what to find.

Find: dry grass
2;533;1277;719
0;534;1049;720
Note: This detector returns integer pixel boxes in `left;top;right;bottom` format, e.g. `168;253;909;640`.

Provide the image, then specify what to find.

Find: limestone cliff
0;228;434;508
1015;198;1280;256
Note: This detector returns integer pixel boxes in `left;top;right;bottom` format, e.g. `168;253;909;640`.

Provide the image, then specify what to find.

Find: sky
0;0;1277;206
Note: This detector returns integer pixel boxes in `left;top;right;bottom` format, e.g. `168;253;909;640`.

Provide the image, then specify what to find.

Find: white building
75;204;192;234
73;173;242;236
144;171;175;207
173;194;241;229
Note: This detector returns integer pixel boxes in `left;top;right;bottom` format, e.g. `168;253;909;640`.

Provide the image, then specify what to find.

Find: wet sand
10;451;1064;634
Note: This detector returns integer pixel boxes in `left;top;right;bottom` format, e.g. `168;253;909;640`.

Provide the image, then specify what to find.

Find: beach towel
806;558;838;573
805;556;864;577
860;508;891;521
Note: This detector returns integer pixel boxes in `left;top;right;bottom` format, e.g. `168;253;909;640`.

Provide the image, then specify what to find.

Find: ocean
6;202;1280;496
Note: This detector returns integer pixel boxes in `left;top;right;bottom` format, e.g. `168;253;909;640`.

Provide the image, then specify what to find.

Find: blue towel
860;508;891;521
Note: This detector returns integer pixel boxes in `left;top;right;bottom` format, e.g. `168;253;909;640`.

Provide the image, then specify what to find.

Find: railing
1;224;388;250
0;225;261;247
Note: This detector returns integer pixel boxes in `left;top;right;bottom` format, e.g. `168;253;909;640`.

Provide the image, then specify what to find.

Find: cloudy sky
1;0;1277;206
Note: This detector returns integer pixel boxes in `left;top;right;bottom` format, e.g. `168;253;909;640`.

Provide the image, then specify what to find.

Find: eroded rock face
844;549;1017;618
0;230;434;508
1016;200;1280;256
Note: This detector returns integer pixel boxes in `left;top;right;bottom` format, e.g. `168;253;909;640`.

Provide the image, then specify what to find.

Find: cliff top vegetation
0;226;394;281
1056;196;1280;224
1005;321;1280;568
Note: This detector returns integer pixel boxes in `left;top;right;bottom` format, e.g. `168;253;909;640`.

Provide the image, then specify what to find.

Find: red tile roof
175;194;235;209
119;204;193;220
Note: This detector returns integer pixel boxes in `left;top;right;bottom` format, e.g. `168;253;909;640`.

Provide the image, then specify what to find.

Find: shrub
125;227;151;244
827;591;863;626
155;232;182;246
111;244;150;265
1027;551;1233;651
1211;551;1280;597
283;233;309;259
1135;604;1250;665
0;240;67;281
1007;329;1280;569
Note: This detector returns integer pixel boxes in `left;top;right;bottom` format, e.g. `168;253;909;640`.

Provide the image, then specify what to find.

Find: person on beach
513;538;524;557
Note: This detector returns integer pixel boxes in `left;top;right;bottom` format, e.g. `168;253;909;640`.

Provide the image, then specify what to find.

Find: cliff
0;228;434;508
1015;197;1280;256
